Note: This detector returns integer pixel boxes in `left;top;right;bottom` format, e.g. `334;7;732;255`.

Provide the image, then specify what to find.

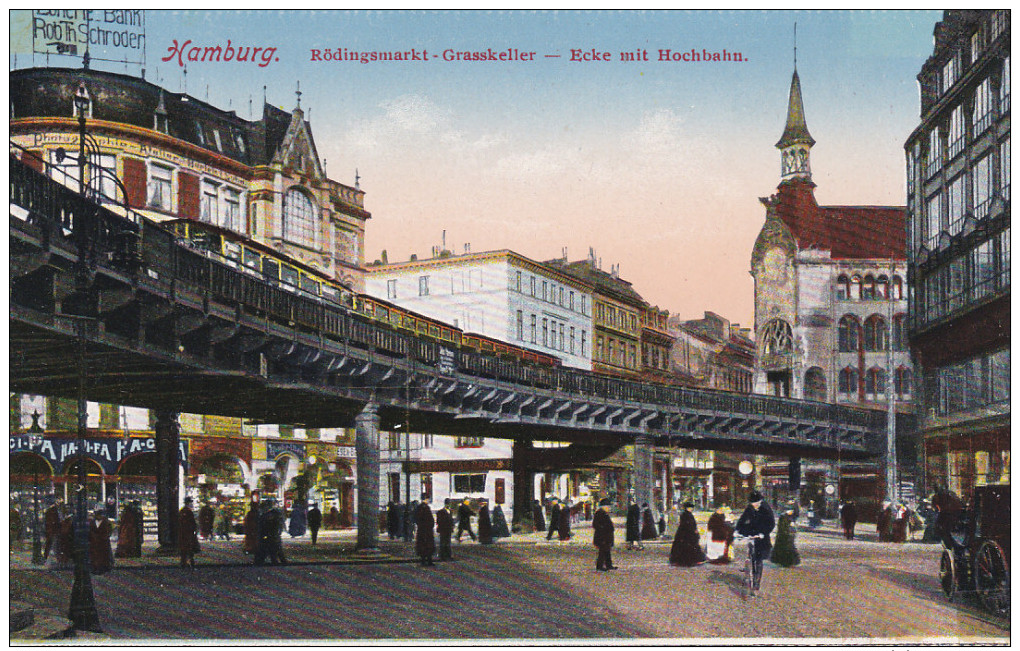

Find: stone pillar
154;409;180;552
355;402;380;551
512;438;535;532
633;435;654;510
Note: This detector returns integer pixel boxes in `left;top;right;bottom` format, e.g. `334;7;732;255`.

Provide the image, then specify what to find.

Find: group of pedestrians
412;495;515;566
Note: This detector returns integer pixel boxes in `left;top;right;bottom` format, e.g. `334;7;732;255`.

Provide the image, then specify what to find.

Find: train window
223;240;242;260
402;315;415;329
243;248;260;270
418;321;428;333
430;324;440;337
300;275;320;295
321;285;339;301
377;306;389;320
442;328;453;341
262;258;280;279
281;265;299;286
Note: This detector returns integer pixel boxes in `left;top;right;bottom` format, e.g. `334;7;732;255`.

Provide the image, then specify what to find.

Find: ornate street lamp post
28;412;45;566
68;81;102;633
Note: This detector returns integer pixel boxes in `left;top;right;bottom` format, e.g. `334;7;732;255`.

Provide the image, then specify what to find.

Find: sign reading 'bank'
31;10;145;64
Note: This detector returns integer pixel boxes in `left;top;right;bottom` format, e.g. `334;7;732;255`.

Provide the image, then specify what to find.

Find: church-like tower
776;69;815;180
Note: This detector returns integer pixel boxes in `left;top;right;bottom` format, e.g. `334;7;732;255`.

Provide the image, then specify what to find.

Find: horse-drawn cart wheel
973;540;1009;617
939;550;957;600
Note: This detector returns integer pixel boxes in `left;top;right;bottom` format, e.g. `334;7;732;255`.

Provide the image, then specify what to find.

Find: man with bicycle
736;490;775;593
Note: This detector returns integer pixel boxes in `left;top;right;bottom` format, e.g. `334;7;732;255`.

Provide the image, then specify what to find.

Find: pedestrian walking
115;501;141;558
215;503;232;541
706;506;734;564
478;498;493;544
178;497;200;569
735;490;775;593
839;500;858;540
387;501;400;540
307;502;322;545
198;501;215;540
243;499;258;555
892;503;910;543
89;508;114;574
532;499;546;533
641;503;657;541
436;498;454;561
669;502;706;566
557;500;572;541
43;499;62;561
491;504;511;539
414;494;436;566
56;514;74;566
877;501;894;542
256;498;285;565
625;500;642;550
592;498;616;571
456;497;476;542
546;497;561;541
288;499;307;538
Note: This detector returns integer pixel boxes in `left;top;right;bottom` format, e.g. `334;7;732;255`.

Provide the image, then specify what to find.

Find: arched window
864;315;888;351
760;319;793;356
865;367;886;396
283;188;316;248
836;274;851;300
895;366;912;397
876;275;889;299
804;367;827;401
890;275;904;300
892;314;908;351
838;367;858;395
850;275;862;300
838;315;861;352
862;274;877;300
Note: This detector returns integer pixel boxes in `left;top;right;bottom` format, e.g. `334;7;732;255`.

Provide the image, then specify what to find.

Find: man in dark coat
625;501;642;549
557;500;572;541
387;501;400;540
243;499;258;554
178;497;200;569
115;502;140;558
89;508;114;574
477;499;494;544
456;498;476;542
491;504;511;538
288;500;307;538
532;499;546;533
436;498;454;561
414;494;436;566
736;490;775;592
546;497;561;541
307;502;323;545
706;507;734;564
840;500;858;540
592;498;616;571
198;501;215;540
876;502;894;542
641;503;658;540
892;504;910;543
256;498;285;565
43;499;62;561
670;502;706;566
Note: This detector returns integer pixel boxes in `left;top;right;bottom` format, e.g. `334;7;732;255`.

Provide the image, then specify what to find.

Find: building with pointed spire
749;63;915;518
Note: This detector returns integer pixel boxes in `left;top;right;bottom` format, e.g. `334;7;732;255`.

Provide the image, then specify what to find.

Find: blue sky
11;9;942;326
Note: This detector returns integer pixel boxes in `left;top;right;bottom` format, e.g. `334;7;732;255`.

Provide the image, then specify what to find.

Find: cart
938;484;1010;617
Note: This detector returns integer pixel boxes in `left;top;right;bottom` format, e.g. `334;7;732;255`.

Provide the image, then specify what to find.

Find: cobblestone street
9;520;1009;643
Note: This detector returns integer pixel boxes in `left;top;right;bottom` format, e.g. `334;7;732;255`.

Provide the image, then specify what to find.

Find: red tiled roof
767;178;906;260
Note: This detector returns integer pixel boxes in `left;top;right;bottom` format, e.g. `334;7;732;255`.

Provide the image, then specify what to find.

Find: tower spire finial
296;80;302;109
794;22;797;71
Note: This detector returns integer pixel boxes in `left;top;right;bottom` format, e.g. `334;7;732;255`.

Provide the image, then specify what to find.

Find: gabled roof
762;178;906;260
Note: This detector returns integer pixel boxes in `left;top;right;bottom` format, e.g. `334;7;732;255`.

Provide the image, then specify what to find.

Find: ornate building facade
750;64;914;515
905;10;1010;497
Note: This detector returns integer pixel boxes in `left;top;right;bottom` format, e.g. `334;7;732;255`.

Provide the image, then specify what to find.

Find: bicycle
735;534;765;598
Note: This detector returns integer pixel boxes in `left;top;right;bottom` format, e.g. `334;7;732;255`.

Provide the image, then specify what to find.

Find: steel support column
154;410;181;552
633;435;654;511
512;438;535;532
355;402;380;551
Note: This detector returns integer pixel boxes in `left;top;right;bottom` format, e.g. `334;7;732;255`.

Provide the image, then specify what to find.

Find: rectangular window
530;314;537;344
1001;137;1010;197
581;330;587;357
973;78;993;135
570;327;576;354
926;129;942;177
201;180;219;223
972;239;995;299
971;29;984;64
542;281;548;302
582;296;588;316
387;279;397;299
223;188;241;232
926;193;942;249
454;437;484;448
516;310;524;341
418;275;429;296
515;270;522;292
1002;56;1010;113
947;175;965;235
569;291;575;311
148;163;173;210
972;155;993;219
998;227;1010;286
560;324;565;351
550;320;557;349
559;287;564;306
530;275;536;297
942;55;957;95
452;473;486;493
948;105;965;159
542;318;549;347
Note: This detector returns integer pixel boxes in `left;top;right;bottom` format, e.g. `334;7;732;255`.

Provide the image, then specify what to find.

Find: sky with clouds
11;9;942;327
